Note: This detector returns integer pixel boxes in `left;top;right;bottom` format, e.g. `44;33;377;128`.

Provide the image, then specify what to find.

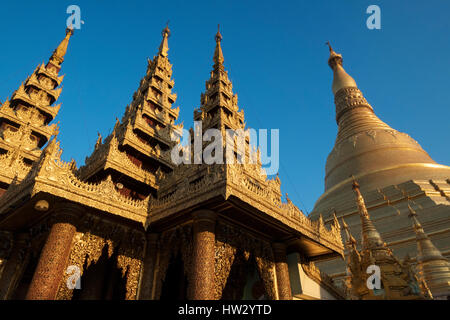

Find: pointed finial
159;22;171;57
332;209;340;227
351;175;360;191
213;24;224;66
326;40;344;71
215;24;222;42
49;26;74;66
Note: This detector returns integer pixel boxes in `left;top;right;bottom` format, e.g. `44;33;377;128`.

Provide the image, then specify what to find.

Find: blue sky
1;1;449;214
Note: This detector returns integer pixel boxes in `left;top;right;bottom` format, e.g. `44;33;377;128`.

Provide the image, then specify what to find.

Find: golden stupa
311;43;450;298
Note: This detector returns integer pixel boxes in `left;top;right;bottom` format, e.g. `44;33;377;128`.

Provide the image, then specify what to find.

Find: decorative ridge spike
341;217;357;245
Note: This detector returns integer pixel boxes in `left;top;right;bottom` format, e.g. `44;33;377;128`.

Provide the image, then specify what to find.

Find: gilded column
0;233;30;299
25;202;82;300
138;233;159;300
188;210;217;300
272;242;292;300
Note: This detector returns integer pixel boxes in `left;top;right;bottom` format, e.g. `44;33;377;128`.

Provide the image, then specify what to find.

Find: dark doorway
11;252;39;299
72;244;127;300
160;254;187;300
221;252;267;300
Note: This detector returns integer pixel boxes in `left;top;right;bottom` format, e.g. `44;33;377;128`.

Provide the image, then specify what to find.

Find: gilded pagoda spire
352;178;384;250
49;27;74;66
407;203;450;298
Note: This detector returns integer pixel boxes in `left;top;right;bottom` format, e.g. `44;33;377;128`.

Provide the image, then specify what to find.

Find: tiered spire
0;27;73;192
79;25;182;200
407;203;450;298
191;26;257;167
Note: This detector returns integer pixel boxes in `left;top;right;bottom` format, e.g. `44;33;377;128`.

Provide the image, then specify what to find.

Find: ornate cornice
0;139;149;225
149;161;344;255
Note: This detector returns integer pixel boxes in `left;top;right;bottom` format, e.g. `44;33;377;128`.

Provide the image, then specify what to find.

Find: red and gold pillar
272;242;292;300
25;202;82;300
188;210;217;300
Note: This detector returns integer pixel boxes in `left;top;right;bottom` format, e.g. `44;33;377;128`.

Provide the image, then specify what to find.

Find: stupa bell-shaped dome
312;44;450;215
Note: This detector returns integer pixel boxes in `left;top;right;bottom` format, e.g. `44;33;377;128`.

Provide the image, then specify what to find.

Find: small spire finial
213;24;224;65
351;175;359;190
326;40;343;70
159;22;171;57
215;24;222;42
49;26;75;66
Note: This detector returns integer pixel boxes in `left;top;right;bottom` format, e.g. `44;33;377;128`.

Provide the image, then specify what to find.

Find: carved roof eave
0;140;40;162
201;97;241;117
120;136;174;170
0;106;57;140
79;146;158;189
0;153;150;227
149;164;344;256
37;63;64;85
133;124;173;147
10;90;60;119
0;157;31;185
25;74;62;102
